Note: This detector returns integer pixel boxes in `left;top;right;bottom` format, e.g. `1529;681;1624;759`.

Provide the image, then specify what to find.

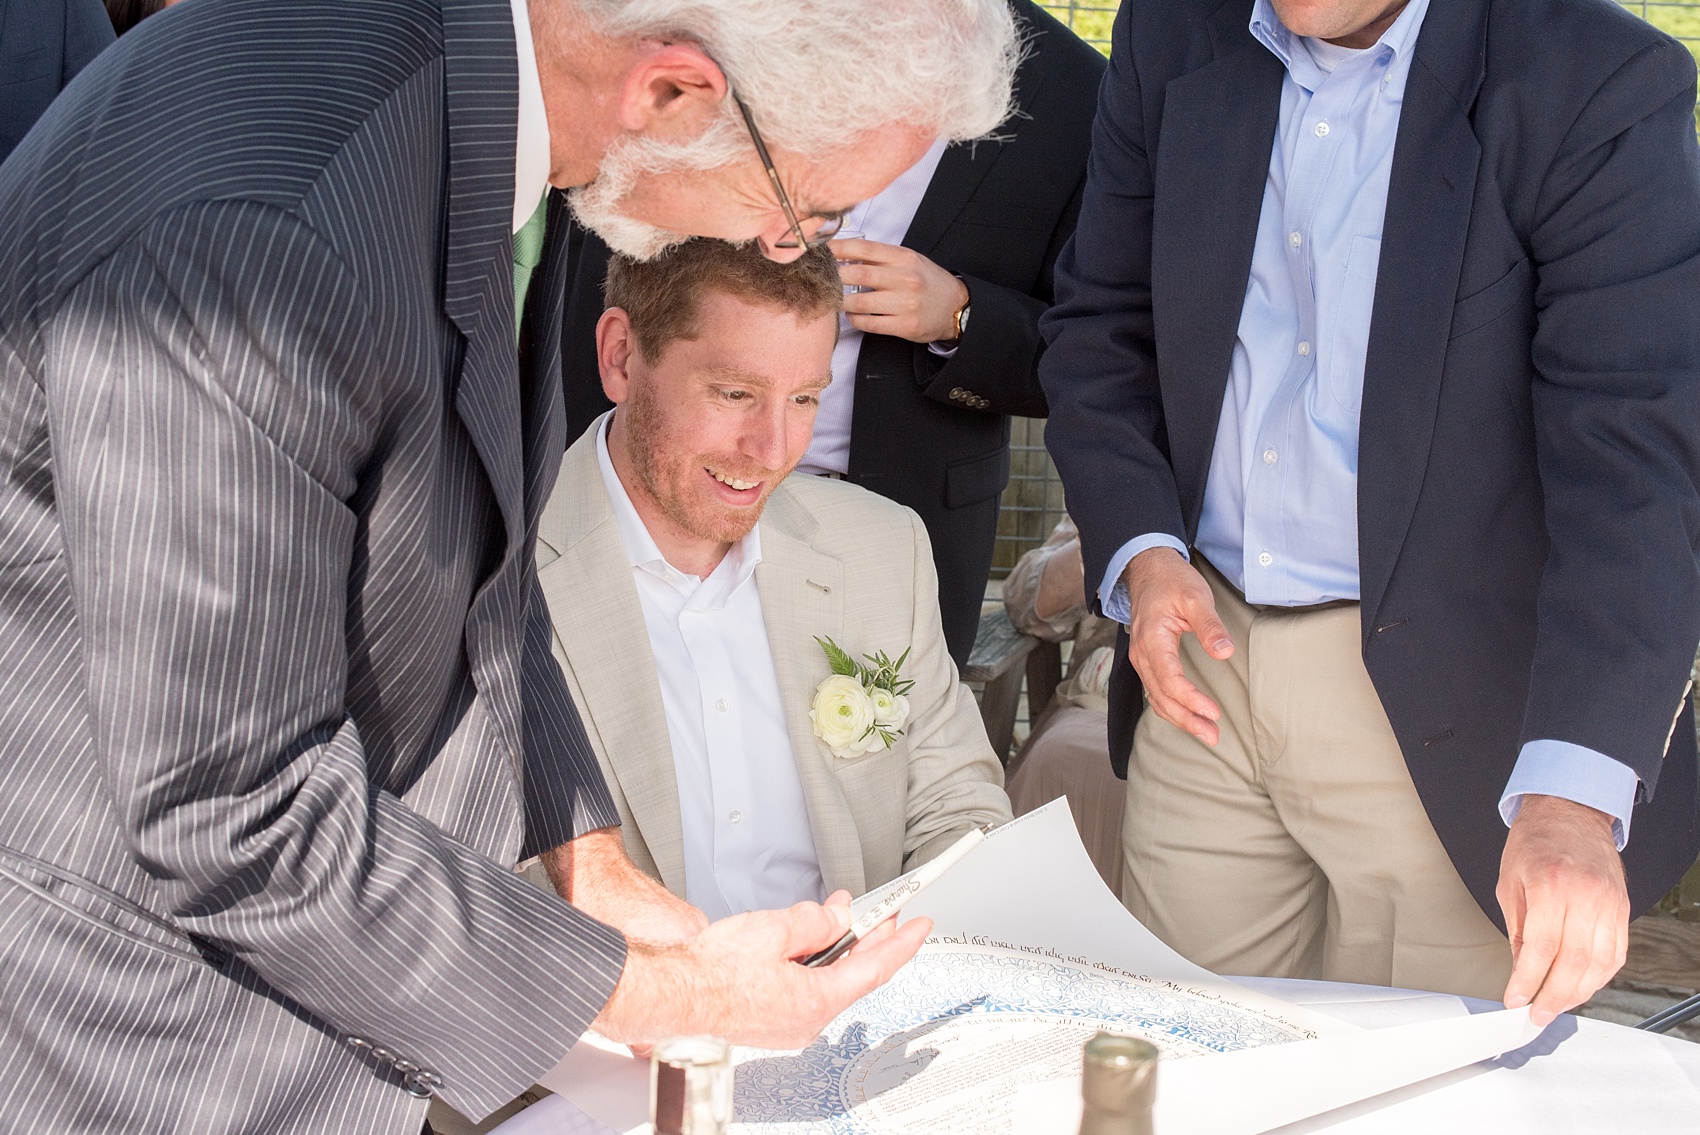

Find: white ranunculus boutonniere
809;636;914;759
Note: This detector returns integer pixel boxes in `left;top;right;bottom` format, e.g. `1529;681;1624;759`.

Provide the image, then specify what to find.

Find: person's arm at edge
1498;34;1700;1024
1038;5;1234;746
1037;0;1187;603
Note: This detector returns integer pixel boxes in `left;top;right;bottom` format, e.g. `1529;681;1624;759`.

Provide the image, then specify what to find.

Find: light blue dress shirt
1098;0;1639;848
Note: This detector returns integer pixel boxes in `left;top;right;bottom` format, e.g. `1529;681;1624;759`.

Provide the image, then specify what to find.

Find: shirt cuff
1098;535;1191;625
926;340;961;358
1499;740;1640;851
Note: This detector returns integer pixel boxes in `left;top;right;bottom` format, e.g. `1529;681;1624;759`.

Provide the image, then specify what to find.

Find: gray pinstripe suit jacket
0;0;628;1130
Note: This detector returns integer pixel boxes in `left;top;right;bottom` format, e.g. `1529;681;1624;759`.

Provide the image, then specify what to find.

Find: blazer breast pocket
952;201;1055;232
827;740;906;791
1449;258;1532;341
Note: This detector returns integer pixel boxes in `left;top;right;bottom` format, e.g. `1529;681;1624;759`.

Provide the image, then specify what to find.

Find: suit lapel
901;59;1034;260
754;491;864;898
1356;1;1488;627
441;0;524;560
538;437;690;894
900;9;1070;257
520;189;573;525
1150;0;1285;528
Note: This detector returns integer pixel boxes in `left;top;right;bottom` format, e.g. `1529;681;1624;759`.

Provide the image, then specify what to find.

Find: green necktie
512;195;548;343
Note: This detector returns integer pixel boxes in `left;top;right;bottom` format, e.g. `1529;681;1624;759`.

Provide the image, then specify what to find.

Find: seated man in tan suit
536;239;1011;921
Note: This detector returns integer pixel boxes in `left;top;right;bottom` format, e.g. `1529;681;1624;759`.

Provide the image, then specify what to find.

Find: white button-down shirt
797;137;951;476
595;416;825;920
511;0;549;234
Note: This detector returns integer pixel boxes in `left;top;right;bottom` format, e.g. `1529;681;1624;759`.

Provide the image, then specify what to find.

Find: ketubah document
539;800;1542;1135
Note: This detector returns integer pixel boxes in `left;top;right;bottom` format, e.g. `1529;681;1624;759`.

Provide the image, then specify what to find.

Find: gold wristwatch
952;297;972;342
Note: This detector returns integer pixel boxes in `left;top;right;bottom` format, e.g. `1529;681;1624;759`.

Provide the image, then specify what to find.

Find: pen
801;825;987;968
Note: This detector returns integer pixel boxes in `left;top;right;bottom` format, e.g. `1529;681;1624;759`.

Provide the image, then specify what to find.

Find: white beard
567;123;745;261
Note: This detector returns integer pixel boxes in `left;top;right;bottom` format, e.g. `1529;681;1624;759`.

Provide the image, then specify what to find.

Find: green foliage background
1037;1;1700;130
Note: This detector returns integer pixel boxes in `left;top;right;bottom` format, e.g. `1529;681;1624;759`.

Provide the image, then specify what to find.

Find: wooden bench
963;607;1040;764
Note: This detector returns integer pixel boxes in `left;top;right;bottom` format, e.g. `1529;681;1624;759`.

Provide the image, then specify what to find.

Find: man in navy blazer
1041;0;1700;1022
0;0;112;164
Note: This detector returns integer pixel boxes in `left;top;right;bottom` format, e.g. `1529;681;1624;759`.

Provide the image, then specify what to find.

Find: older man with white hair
0;0;1018;1131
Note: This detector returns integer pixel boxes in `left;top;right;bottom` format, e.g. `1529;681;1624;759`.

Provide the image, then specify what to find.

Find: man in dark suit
560;0;1105;667
1041;0;1700;1022
0;0;112;163
0;0;1018;1129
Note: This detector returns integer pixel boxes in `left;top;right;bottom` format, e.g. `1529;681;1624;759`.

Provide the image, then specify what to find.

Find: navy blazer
0;0;112;164
1040;0;1700;924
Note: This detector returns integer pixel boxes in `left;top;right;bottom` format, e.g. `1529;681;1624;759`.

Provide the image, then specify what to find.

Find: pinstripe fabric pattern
0;0;626;1130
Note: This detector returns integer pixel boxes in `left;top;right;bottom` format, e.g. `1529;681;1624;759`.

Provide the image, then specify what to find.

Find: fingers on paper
1501;874;1629;1024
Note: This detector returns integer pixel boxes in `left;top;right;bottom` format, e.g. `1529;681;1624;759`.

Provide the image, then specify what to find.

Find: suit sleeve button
404;1070;444;1099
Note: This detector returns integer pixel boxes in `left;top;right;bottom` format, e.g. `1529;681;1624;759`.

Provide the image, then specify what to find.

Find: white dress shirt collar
594;412;764;599
511;0;551;234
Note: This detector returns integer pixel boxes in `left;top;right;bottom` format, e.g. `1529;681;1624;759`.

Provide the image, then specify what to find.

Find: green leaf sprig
814;636;913;695
813;636;914;748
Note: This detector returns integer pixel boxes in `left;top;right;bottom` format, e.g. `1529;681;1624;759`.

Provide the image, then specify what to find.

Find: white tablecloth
491;978;1700;1135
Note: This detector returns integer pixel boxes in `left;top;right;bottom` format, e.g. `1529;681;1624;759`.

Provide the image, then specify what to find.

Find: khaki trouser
1121;557;1513;1001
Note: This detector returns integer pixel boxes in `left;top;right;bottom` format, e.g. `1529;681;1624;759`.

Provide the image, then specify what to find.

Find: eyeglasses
732;91;844;251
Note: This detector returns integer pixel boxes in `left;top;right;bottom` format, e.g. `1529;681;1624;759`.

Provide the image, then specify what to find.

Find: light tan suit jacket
536;428;1011;901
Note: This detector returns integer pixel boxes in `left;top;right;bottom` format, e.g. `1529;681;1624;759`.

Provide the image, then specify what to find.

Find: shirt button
1297;340;1311;357
1288;230;1302;248
1262;449;1278;465
1258;551;1274;568
716;699;728;713
1314;120;1330;137
728;810;742;824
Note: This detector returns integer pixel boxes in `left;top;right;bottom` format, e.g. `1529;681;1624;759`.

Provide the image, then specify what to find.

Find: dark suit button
345;1037;372;1052
392;1059;420;1074
371;1047;396;1063
949;387;967;401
